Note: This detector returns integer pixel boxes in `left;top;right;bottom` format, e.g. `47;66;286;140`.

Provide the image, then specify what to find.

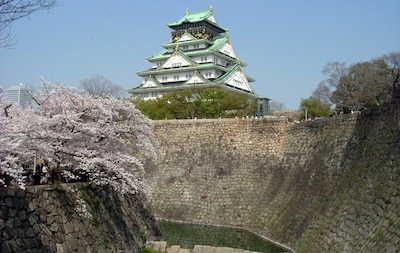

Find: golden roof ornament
210;4;213;11
186;8;189;15
175;44;179;51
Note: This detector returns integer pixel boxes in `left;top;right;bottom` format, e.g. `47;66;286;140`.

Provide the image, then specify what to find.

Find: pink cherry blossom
0;81;156;194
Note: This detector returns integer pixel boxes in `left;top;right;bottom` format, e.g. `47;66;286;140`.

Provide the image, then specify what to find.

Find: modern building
129;6;270;115
256;97;271;118
6;84;33;108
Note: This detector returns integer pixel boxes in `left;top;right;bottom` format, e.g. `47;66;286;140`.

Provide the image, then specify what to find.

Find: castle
129;6;270;117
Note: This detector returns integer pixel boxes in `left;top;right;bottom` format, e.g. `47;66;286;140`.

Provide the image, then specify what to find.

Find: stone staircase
145;241;262;253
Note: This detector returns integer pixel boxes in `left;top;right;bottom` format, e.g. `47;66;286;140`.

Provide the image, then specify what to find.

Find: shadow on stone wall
0;183;162;253
147;105;400;253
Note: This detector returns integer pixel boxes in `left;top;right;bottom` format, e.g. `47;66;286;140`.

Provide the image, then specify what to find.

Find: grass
142;247;165;253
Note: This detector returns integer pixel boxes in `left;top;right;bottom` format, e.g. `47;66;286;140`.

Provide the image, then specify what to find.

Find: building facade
6;84;33;108
129;6;270;115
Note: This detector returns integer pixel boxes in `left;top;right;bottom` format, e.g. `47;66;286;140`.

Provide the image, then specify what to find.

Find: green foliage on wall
134;88;257;120
300;96;332;119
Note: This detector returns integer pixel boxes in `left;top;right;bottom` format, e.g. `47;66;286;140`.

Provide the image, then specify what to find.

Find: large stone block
4;196;15;208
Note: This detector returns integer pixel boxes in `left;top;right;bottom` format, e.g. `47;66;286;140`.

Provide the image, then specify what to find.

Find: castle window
233;79;243;86
205;72;212;78
174;75;180;81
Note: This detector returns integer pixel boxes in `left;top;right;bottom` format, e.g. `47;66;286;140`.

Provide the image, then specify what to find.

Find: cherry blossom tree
0;81;156;194
0;86;13;186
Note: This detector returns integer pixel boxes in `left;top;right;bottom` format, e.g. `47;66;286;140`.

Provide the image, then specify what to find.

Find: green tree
220;91;257;118
299;96;332;120
134;97;174;120
197;88;227;118
134;88;257;120
163;90;197;119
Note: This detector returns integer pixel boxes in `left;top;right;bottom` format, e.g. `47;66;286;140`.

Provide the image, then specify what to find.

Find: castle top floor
167;5;227;42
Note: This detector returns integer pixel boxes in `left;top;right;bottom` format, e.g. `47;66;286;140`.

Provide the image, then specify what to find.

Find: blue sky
1;0;399;110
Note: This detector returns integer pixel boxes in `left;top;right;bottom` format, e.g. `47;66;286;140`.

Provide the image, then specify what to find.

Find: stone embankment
147;105;400;253
1;105;399;253
0;183;162;252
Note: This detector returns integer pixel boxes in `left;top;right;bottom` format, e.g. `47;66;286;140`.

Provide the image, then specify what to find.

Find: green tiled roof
161;38;212;48
146;34;249;66
147;49;168;60
167;8;227;31
168;9;211;26
136;63;229;77
214;64;238;83
146;47;217;61
208;36;227;50
184;70;210;85
132;7;257;98
170;49;199;66
146;47;248;68
147;46;219;61
215;63;256;84
246;75;256;82
129;82;259;100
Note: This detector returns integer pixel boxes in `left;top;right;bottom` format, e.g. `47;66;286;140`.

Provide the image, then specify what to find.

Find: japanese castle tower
129;6;270;116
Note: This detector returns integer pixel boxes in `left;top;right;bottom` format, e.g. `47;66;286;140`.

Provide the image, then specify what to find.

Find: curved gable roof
215;63;255;93
159;49;198;69
168;9;212;26
135;75;163;89
184;70;210;85
177;32;197;42
167;7;227;31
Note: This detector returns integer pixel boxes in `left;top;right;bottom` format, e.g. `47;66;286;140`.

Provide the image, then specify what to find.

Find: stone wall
1;105;398;253
0;183;162;253
147;105;400;253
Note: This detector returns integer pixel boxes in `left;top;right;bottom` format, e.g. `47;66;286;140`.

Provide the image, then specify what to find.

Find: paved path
146;241;263;253
193;245;261;253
